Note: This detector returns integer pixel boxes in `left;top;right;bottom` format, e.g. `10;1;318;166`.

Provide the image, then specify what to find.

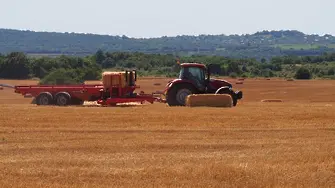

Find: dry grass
261;99;283;102
1;78;335;187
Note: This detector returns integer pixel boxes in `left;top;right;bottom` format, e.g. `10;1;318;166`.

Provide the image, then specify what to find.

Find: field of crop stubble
1;77;335;187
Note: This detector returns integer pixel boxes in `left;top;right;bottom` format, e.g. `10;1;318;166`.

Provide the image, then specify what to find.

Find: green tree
227;62;241;75
0;52;30;79
95;49;105;65
102;57;115;68
327;68;335;75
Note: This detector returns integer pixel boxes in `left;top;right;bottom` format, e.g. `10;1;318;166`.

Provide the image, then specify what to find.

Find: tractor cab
178;63;208;91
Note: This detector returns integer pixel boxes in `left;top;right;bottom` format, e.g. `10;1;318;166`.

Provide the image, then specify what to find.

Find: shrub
327;68;335;76
241;73;249;78
229;72;237;78
39;69;83;85
294;67;312;79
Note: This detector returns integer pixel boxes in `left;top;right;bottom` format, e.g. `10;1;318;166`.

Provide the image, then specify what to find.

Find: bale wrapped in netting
185;94;233;108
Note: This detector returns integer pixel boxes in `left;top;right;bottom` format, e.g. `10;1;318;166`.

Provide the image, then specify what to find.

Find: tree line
0;52;102;84
1;51;335;84
1;29;335;60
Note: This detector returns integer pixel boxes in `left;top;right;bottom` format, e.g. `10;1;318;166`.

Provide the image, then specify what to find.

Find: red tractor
164;63;243;106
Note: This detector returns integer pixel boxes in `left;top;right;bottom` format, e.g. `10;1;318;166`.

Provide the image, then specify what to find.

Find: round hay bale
0;86;3;90
261;99;283;102
186;94;233;108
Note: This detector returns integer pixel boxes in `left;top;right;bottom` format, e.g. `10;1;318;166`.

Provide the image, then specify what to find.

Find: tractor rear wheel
167;84;196;106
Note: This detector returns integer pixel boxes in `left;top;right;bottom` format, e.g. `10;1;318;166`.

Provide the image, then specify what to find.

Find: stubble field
1;77;335;187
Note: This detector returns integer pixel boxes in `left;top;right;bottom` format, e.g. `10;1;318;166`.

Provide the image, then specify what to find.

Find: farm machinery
13;62;243;106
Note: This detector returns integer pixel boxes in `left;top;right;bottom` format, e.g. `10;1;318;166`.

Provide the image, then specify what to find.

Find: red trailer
14;70;166;106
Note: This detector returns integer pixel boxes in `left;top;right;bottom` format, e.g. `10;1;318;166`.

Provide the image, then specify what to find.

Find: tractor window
189;67;205;81
179;67;206;87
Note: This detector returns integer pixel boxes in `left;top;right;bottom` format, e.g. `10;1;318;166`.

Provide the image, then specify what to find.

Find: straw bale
102;71;136;89
102;71;126;88
185;94;233;107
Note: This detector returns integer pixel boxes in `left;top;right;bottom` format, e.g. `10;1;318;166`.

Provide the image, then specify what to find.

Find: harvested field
1;78;335;187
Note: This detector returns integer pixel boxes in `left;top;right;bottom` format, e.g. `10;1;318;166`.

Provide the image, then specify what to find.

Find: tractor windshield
179;66;206;88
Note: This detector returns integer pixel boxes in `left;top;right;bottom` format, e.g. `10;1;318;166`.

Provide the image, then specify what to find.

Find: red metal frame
180;63;206;69
14;73;166;106
14;84;104;101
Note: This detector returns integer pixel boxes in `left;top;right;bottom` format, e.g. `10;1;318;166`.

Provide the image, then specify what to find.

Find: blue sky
0;0;333;38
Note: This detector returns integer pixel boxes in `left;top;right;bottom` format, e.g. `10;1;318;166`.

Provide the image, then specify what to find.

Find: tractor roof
180;63;206;69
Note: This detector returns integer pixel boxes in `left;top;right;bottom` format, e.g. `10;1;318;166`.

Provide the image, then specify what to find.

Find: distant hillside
1;28;335;59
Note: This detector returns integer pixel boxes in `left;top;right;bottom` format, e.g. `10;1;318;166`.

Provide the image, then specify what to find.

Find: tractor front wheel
166;84;196;106
216;88;238;106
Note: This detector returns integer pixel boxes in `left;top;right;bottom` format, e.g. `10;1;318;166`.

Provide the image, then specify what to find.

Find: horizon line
0;27;333;39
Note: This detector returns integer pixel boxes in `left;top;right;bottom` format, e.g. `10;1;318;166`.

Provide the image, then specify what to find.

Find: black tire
36;92;53;105
55;92;71;106
216;88;237;106
166;83;196;106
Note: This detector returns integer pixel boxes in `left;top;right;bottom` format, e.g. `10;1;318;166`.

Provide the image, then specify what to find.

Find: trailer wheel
55;92;71;106
36;92;53;105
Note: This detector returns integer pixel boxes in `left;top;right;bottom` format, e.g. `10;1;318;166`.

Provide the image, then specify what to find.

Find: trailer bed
14;84;165;106
14;84;104;101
